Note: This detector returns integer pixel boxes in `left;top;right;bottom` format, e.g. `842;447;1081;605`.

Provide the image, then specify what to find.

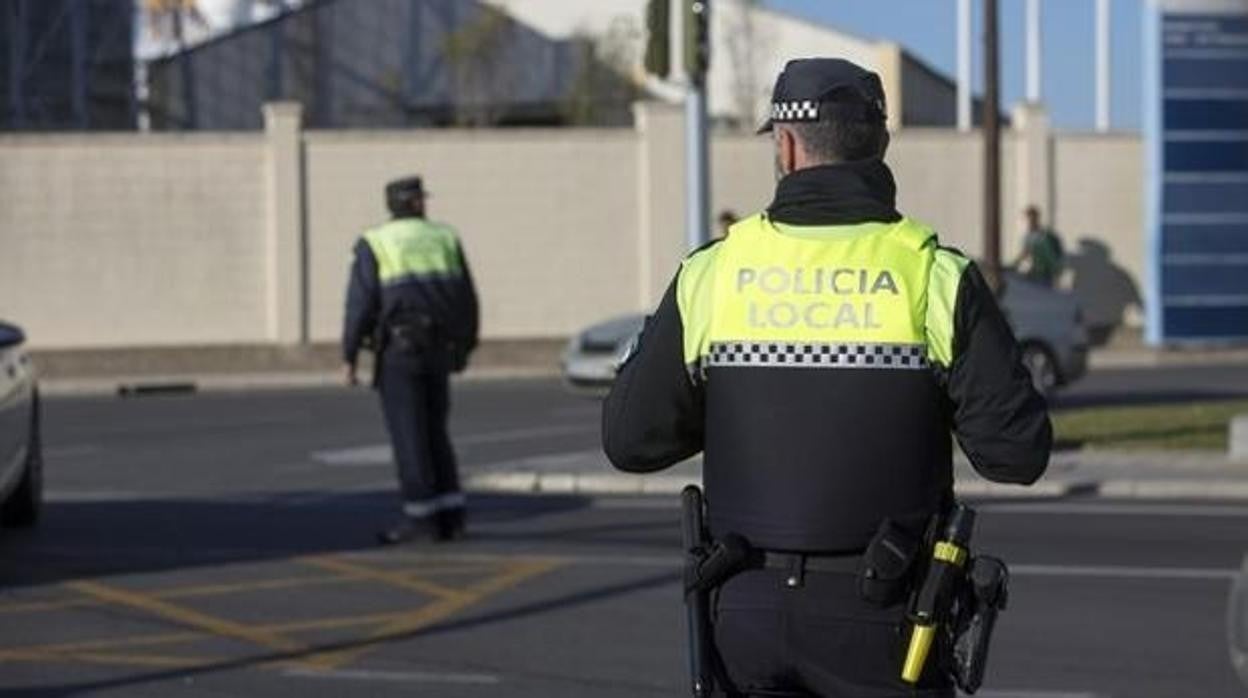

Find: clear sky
765;0;1143;132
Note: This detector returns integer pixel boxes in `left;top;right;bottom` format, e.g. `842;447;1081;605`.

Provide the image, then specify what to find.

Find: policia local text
737;266;899;330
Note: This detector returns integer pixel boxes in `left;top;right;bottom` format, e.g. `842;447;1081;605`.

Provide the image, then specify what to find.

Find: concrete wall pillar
1012;102;1053;257
875;42;904;132
263;102;307;344
635;101;689;307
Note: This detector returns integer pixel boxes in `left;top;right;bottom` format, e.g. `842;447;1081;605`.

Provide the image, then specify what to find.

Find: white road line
980;502;1248;518
594;499;1248;518
312;425;598;467
283;668;500;685
45;490;165;503
973;692;1104;698
1011;564;1236;582
349;549;1239;584
547;405;603;419
457;424;597;446
43;445;101;459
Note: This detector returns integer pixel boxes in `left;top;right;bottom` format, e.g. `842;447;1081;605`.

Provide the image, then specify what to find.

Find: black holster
386;311;439;355
951;556;1009;694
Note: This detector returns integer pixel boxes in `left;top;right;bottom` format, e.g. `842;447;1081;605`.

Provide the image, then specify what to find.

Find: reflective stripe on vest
677;213;970;373
364;219;463;286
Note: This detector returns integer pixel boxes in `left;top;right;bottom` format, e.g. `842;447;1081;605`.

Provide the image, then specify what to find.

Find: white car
562;271;1087;396
0;321;42;528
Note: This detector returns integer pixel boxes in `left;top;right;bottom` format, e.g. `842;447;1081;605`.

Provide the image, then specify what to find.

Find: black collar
766;160;901;226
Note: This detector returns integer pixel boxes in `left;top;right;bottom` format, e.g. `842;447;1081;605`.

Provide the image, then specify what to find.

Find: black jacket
602;161;1051;551
341;216;479;371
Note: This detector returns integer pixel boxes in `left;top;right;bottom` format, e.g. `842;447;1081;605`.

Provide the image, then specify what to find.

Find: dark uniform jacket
602;160;1051;552
342;215;479;374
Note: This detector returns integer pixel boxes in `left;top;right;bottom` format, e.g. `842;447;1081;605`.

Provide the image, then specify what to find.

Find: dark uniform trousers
713;567;954;698
377;351;460;514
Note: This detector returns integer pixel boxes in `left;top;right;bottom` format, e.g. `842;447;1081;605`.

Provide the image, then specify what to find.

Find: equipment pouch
388;312;437;355
952;556;1009;694
859;519;921;607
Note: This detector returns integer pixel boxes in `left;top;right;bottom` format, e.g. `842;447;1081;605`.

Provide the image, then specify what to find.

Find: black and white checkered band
703;341;929;370
770;100;820;123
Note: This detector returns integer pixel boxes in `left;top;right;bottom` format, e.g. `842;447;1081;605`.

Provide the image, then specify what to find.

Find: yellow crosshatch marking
0;553;561;674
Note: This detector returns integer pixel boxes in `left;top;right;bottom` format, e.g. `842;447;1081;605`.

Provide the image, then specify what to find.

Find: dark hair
788;104;888;163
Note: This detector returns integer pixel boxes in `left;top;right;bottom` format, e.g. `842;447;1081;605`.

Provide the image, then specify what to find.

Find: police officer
343;176;479;545
603;59;1051;697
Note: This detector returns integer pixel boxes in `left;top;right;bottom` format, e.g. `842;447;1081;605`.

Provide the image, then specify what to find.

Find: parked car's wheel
1020;342;1059;398
2;397;42;528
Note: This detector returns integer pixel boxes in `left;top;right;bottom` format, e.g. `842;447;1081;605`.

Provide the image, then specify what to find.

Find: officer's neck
768;160;900;227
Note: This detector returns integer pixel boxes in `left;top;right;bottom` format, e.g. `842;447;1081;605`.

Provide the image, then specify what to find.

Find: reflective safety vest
678;214;969;376
360;218;475;360
364;218;465;288
674;213;973;552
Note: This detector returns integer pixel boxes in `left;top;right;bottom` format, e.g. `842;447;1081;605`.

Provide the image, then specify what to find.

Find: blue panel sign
1145;7;1248;344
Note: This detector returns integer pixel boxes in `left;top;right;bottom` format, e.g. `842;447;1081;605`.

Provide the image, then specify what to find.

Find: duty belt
758;551;862;574
757;550;862;589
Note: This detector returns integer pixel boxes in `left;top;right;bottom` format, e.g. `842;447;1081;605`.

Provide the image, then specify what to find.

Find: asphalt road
0;369;1246;697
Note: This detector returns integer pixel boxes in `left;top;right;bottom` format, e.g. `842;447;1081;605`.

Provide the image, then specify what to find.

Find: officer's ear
775;127;798;177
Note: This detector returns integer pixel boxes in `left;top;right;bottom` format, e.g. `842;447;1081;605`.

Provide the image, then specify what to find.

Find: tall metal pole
1026;0;1041;103
8;0;26;129
983;0;1002;291
1095;0;1111;132
957;0;972;131
685;0;710;250
70;0;89;129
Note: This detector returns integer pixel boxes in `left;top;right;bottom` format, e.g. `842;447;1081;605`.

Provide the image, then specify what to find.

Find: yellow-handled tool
902;505;976;684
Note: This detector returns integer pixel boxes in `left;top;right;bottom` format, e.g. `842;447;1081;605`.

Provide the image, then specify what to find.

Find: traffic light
644;0;671;78
684;0;710;82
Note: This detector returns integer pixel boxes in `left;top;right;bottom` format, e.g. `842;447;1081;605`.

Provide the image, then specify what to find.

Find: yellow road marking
0;598;95;614
0;632;197;657
0;609;428;662
0;574;356;616
159;574;353;600
0;648;208;669
65;580;307;662
305;557;560;670
4;554;560;674
299;556;473;603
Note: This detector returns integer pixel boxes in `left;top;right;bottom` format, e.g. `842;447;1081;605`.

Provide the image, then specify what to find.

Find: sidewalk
32;333;1248;396
1087;328;1248;369
34;341;563;396
462;448;1248;501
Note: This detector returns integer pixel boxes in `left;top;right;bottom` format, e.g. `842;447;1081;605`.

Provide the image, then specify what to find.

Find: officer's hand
344;363;359;387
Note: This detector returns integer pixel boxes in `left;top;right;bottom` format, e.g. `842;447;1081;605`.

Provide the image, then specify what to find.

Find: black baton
681;485;713;697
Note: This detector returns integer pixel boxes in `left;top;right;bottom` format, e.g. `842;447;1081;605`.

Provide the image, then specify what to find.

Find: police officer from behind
343;176;479;545
603;59;1051;697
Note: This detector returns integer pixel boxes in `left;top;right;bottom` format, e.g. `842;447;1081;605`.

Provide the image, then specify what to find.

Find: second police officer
603;59;1052;697
343;176;479;545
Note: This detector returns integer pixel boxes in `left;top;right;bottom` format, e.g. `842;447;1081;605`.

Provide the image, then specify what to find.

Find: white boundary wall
0;102;1143;349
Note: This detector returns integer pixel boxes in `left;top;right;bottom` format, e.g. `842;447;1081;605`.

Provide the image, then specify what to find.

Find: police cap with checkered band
757;58;887;134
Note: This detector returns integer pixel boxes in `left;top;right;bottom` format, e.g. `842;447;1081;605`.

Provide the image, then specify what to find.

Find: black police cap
385;176;427;201
757;58;887;134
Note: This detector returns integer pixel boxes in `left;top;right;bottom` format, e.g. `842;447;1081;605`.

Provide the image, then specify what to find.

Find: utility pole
983;0;1002;292
1026;0;1041;103
956;0;971;131
1095;0;1111;132
685;0;711;250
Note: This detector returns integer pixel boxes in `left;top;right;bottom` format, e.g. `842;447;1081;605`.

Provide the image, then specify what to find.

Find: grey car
561;271;1087;396
0;321;42;528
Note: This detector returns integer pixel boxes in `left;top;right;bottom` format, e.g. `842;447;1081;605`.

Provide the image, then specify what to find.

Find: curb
464;471;1095;499
465;470;1248;501
39;367;562;397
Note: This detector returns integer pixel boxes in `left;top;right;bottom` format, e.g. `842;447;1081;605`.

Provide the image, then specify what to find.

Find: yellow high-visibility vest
363;218;464;286
677;213;970;374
